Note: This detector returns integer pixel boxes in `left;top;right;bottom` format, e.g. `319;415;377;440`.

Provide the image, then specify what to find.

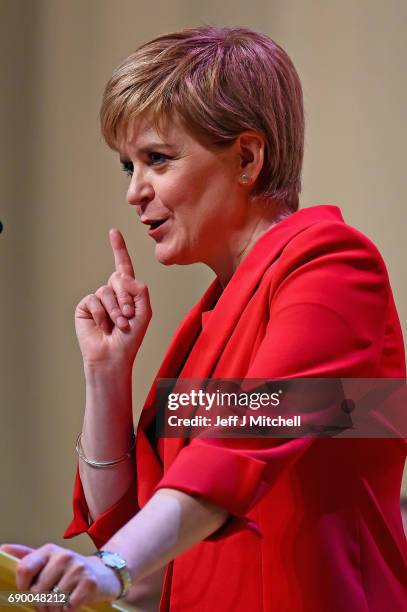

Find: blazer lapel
138;279;222;432
139;206;344;469
180;205;344;378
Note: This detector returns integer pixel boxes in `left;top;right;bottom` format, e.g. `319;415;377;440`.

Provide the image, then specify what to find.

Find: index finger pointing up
109;228;135;278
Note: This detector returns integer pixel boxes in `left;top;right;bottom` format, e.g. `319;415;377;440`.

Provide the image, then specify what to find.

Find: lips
140;217;169;229
141;217;170;238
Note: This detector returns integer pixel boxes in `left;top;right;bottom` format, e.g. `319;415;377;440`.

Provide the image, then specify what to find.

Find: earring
241;174;250;183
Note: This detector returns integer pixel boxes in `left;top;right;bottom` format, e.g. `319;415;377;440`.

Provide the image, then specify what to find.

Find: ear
235;131;265;186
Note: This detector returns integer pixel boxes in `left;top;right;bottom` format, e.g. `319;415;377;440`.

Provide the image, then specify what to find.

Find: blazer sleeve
152;221;392;539
63;464;139;549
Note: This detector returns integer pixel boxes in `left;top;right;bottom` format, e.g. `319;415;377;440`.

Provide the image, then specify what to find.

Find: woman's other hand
0;543;122;612
75;228;152;367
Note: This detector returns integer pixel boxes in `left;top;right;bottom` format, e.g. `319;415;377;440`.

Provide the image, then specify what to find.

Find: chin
154;244;194;266
155;245;181;266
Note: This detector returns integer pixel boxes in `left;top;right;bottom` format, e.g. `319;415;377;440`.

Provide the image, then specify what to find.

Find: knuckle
83;293;95;306
95;285;109;298
43;542;57;553
82;575;97;592
55;551;73;565
75;298;87;312
99;285;111;297
77;297;93;314
70;561;85;578
74;560;85;572
16;564;29;578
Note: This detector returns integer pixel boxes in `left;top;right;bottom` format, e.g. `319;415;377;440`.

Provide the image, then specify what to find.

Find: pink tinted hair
100;25;305;212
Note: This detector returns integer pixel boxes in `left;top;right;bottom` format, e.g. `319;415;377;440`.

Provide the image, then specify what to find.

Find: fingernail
123;304;132;315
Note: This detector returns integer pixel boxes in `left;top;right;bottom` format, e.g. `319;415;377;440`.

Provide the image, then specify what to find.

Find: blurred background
1;0;406;555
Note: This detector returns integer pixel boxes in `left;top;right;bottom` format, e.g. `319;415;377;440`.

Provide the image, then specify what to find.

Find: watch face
99;551;126;570
96;550;132;597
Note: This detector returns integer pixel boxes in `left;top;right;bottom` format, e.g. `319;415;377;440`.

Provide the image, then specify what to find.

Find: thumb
0;544;35;559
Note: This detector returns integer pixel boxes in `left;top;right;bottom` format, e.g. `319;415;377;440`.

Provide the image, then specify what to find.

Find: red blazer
65;205;407;611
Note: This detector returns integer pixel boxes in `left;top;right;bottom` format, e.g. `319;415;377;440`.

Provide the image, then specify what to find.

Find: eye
148;152;171;166
120;153;171;176
121;161;133;177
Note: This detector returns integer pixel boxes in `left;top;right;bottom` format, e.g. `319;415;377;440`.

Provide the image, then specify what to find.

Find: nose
126;172;155;214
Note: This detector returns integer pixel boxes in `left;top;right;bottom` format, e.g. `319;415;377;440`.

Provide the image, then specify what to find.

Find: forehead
117;112;192;153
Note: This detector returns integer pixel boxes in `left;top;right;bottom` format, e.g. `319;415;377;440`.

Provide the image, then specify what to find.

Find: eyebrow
120;142;176;161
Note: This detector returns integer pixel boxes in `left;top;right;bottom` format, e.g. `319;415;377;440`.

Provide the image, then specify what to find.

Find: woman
1;25;406;612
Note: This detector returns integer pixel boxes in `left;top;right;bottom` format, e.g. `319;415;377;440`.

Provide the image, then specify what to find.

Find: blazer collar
179;205;344;378
139;205;344;427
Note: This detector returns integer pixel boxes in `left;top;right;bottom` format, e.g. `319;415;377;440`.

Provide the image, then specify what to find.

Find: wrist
83;362;133;415
93;550;133;599
84;360;133;382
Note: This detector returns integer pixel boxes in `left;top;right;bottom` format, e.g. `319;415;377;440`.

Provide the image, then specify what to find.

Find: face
116;113;249;268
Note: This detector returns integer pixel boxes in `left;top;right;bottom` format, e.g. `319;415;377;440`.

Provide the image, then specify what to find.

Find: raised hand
75;229;152;367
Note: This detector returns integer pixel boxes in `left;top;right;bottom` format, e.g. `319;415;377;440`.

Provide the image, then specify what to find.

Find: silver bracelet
75;432;136;469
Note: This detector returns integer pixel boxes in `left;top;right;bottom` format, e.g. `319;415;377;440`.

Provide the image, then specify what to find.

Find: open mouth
150;220;166;230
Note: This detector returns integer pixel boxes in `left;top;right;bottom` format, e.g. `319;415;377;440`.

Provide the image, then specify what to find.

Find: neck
210;204;288;288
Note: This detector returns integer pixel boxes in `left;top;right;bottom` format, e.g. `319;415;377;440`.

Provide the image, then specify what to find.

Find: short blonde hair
100;25;304;211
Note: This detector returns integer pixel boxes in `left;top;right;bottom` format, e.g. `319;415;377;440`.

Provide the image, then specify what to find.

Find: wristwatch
94;550;132;598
